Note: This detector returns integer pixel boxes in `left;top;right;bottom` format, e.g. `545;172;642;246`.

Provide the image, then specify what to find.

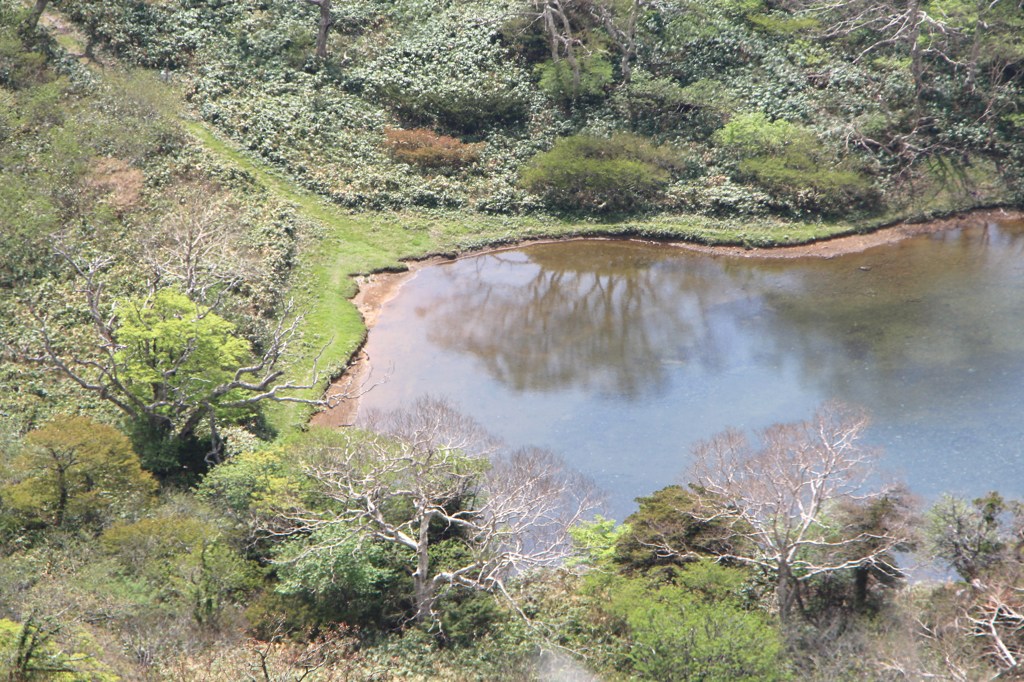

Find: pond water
358;219;1024;519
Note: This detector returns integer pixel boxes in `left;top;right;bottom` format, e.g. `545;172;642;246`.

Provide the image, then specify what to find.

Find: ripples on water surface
359;220;1024;518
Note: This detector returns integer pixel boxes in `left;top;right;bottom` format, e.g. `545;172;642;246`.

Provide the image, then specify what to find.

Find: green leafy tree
1;416;156;530
26;249;327;473
613;485;737;575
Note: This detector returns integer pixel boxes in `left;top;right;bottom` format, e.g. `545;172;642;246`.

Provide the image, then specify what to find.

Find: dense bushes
714;113;878;214
520;133;683;213
357;7;532;133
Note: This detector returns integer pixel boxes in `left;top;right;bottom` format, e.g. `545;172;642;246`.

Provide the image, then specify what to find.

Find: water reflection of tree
425;243;738;400
753;223;1024;416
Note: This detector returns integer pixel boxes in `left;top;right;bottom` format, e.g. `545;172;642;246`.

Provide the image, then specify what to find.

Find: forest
1;0;1024;678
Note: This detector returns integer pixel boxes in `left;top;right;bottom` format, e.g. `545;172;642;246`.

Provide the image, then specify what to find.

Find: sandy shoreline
310;208;1023;427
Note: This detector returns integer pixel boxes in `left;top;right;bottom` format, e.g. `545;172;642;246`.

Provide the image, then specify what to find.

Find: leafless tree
139;190;262;309
679;402;911;621
265;397;598;626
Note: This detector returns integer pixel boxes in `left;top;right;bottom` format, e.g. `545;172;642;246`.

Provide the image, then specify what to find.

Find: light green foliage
568;515;630;568
196;444;301;514
714;113;877;214
0;617;116;682
600;563;788;681
713;112;810;159
1;416;156;530
115;289;252;415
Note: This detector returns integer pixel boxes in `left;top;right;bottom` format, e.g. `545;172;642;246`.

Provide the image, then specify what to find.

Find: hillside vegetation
2;0;1024;678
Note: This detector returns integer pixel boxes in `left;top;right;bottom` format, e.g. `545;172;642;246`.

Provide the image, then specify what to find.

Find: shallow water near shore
358;219;1024;518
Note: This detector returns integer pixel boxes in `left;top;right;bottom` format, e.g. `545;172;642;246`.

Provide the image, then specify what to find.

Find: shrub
739;153;877;214
520;133;680;213
615;73;736;138
713;112;813;159
599;565;788;681
714;113;878;214
383;127;484;171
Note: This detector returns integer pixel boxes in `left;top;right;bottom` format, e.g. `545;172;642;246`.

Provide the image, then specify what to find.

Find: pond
357;218;1024;519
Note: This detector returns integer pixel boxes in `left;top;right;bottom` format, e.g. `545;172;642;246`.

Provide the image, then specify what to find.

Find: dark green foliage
614;485;735;575
520;133;680;213
926;491;1020;583
738;154;877;215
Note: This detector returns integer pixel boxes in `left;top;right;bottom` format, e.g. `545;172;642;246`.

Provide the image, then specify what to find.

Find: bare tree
680;402;911;621
139;189;262;309
265;397;598;626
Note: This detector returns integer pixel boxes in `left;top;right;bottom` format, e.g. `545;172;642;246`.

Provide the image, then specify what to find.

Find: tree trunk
55;465;68;528
907;0;925;100
853;565;870;610
776;560;794;621
412;514;434;624
315;0;332;60
23;0;49;34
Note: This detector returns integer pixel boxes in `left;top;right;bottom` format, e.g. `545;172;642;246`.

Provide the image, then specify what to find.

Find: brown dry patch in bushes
87;157;144;212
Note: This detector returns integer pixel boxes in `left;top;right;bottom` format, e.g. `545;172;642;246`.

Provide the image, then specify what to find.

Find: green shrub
714;113;878;214
520;133;680;213
0;29;48;89
713;112;812;159
739;153;877;214
599;565;788;681
384;127;484;171
615;73;736;138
